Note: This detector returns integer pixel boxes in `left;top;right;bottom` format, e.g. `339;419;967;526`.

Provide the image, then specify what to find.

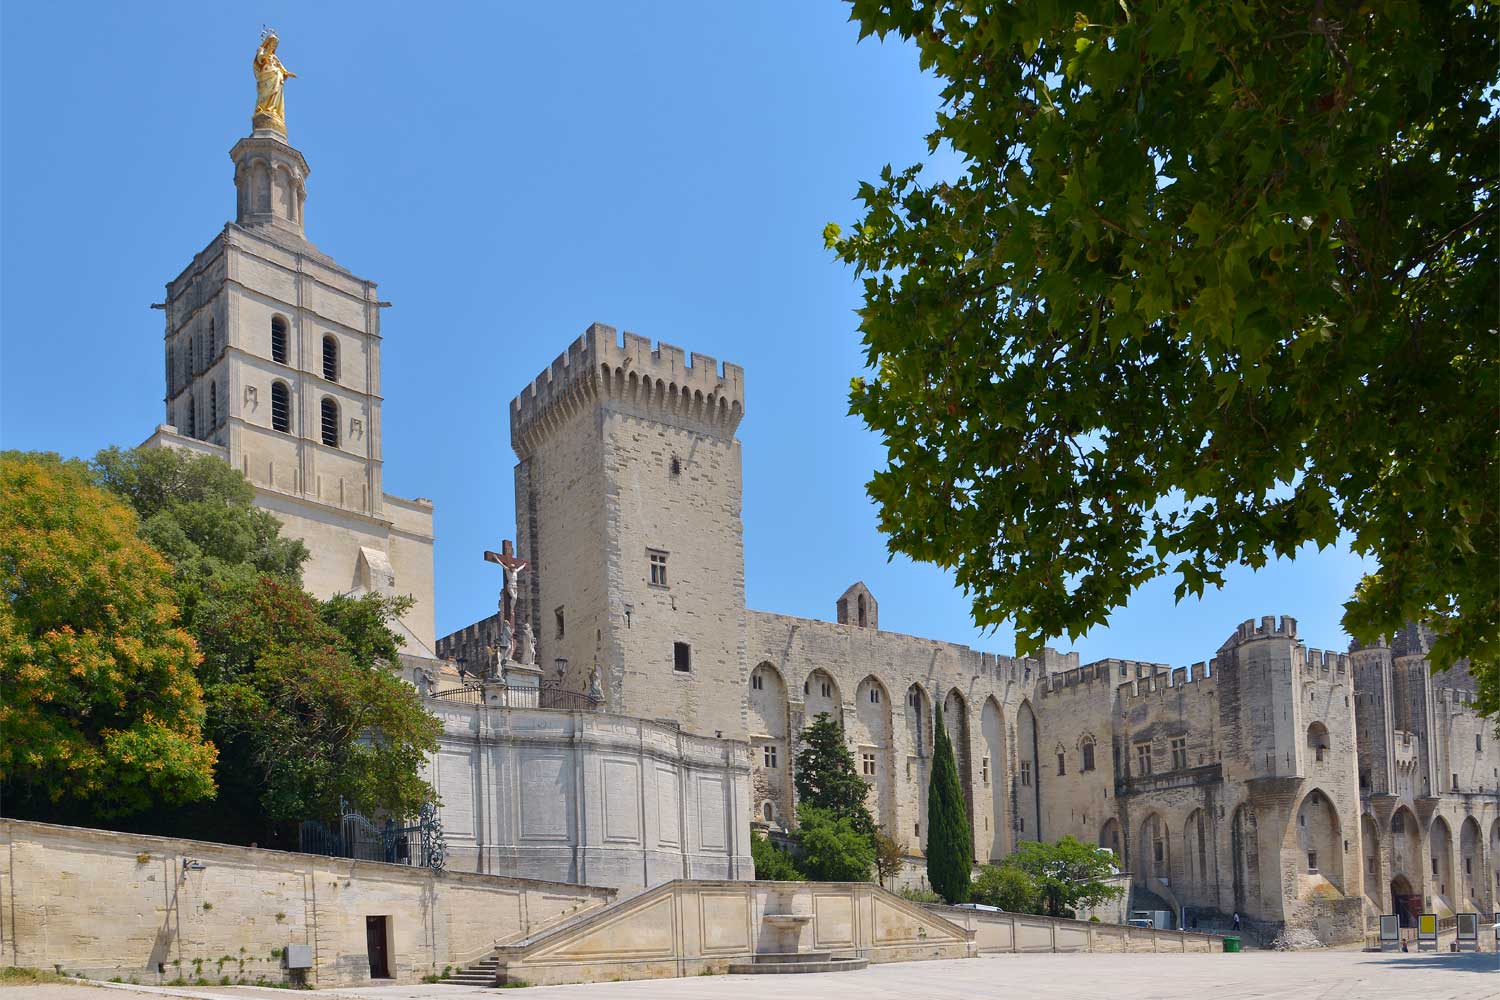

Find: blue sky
0;2;1373;666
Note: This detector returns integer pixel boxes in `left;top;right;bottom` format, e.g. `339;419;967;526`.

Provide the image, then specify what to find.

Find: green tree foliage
794;712;876;836
925;703;971;903
190;578;440;837
796;804;875;882
831;3;1498;706
873;830;907;888
0;453;217;818
89;445;436;842
91;447;307;622
750;831;805;881
1004;837;1125;918
971;863;1041;913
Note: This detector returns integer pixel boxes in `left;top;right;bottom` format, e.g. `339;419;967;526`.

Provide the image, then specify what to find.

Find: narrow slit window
320;396;339;447
271;381;290;432
209;381;217;428
271;316;289;364
322;335;339;382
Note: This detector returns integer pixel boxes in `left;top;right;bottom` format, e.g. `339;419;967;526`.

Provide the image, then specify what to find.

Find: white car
954;903;1003;912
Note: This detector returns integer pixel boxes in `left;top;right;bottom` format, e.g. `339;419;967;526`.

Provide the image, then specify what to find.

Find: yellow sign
1418;913;1436;935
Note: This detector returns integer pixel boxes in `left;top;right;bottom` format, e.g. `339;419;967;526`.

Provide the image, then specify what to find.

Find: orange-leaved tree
0;452;217;818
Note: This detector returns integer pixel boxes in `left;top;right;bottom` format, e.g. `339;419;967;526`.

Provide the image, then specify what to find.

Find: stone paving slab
19;951;1500;1000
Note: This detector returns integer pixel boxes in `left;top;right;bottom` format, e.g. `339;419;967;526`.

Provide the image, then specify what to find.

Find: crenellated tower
511;323;748;739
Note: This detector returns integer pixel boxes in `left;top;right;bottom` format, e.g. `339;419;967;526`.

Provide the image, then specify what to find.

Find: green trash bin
1223;936;1241;953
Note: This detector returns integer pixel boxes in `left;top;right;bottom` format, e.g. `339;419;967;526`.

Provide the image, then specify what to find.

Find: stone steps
441;957;499;986
726;951;869;975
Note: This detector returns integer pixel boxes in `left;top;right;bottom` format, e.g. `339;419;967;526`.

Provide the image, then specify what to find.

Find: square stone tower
144;123;436;652
510;324;748;739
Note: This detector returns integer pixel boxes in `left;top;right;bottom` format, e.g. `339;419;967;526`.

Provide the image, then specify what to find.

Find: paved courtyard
20;950;1499;1000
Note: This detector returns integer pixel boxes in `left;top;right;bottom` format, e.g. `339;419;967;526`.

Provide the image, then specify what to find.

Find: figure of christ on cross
483;540;528;665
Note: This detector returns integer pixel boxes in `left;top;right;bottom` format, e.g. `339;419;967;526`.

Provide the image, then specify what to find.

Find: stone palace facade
146;73;1497;945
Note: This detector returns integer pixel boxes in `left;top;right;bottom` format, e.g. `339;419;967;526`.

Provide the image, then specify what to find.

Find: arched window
209;381;217;428
185;392;195;437
1082;738;1097;772
320;396;339;447
1307;722;1330;763
322;335;339;382
271;315;289;364
762;802;774;823
271;381;291;433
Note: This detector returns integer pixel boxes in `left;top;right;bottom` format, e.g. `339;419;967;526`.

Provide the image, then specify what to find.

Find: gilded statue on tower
252;30;295;134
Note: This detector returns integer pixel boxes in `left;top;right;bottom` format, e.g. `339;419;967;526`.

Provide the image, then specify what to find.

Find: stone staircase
440;955;500;986
726;950;869;975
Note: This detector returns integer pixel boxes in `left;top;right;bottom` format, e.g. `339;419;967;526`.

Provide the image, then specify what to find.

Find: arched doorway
1390;874;1419;927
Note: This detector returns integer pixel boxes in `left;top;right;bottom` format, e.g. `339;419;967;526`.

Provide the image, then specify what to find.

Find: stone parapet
510;323;745;459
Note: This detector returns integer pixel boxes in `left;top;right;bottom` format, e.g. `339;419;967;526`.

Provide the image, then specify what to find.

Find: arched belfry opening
836;582;878;629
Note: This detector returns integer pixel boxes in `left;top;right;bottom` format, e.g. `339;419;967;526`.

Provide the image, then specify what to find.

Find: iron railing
298;801;446;872
540;686;603;712
428;682;602;712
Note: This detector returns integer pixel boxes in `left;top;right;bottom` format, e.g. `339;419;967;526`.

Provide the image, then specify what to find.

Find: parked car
953;903;1003;913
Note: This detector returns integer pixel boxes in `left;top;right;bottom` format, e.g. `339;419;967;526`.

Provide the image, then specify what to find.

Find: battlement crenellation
511;323;747;457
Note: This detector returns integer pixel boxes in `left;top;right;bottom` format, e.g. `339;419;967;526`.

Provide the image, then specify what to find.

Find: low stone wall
929;906;1223;955
0;819;614;986
494;879;977;985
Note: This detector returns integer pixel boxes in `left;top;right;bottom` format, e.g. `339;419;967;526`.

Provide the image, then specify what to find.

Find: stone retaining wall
494;879;977;985
0;819;613;986
929;905;1223;954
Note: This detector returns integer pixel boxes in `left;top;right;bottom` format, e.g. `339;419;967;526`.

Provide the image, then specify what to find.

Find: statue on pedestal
517;622;536;667
252;30;296;134
587;665;603;703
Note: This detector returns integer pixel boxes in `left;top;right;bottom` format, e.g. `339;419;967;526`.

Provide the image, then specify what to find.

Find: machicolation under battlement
510;323;745;457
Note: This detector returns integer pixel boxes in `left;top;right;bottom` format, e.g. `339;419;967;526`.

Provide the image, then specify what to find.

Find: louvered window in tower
185;392;195;437
271;381;290;433
320;397;339;447
322;335;339;382
209;382;217;428
271;316;289;364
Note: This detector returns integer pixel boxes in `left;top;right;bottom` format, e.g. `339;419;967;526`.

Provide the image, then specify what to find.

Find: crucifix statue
483;540;529;666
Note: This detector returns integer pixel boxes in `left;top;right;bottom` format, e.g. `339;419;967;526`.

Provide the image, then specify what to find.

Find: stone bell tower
144;34;437;654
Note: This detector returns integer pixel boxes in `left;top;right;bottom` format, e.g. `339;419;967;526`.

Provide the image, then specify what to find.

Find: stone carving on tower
252;30;296;135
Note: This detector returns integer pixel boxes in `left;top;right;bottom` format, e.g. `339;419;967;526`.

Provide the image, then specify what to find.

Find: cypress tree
926;702;971;904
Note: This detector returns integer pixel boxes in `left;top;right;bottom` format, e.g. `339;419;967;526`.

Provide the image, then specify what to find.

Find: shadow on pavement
1363;952;1498;974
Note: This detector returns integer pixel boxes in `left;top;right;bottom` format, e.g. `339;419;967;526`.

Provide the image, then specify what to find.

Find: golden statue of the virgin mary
252;30;296;134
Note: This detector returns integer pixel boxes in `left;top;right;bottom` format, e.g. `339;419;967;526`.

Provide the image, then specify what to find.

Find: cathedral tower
510;324;748;739
145;38;436;653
